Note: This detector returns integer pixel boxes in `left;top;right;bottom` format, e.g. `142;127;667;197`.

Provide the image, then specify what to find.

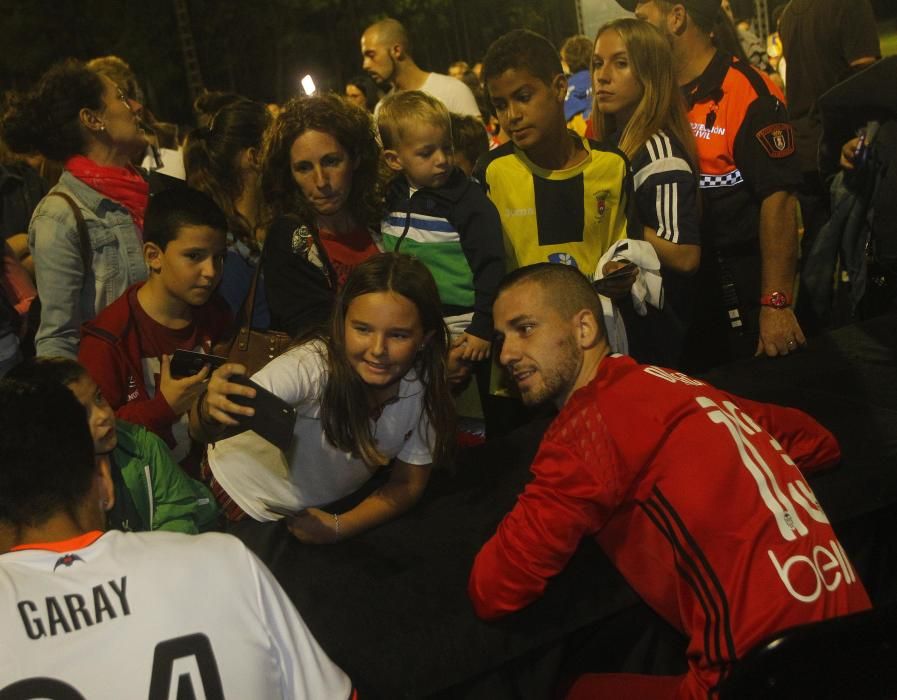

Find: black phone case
170;350;228;378
225;375;296;452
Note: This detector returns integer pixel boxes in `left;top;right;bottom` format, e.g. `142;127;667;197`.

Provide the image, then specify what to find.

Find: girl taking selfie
191;253;454;543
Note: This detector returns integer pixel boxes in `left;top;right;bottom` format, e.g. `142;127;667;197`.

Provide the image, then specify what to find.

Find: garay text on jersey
16;576;130;639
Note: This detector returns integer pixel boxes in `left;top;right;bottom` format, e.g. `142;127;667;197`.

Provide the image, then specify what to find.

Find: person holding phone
591;18;701;366
191;253;454;543
78;188;231;472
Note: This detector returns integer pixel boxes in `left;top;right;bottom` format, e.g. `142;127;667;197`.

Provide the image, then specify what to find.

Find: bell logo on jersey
696;396;861;603
768;539;857;603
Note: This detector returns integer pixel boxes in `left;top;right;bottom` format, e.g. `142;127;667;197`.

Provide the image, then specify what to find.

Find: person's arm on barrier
286;458;431;544
469;438;615;619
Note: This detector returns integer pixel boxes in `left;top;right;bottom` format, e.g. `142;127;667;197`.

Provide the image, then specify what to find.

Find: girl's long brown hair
590;18;698;171
316;253;455;468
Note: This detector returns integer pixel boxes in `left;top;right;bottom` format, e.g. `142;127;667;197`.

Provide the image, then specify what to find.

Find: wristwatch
760;291;791;309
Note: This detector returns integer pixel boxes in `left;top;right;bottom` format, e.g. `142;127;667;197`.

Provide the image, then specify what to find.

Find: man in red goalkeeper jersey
468;263;870;699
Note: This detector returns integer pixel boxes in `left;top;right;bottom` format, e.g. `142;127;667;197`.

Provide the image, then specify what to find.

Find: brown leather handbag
212;256;292;376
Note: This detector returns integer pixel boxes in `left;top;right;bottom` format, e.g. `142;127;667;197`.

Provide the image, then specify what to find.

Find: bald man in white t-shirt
362;17;481;118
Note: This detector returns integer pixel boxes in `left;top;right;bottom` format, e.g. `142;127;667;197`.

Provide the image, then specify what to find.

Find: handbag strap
232;254;264;351
306;223;339;290
49;192;91;270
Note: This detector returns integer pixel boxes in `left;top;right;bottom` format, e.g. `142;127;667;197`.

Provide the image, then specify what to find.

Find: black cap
617;0;722;26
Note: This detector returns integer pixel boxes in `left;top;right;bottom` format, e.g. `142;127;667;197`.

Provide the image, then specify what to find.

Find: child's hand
447;344;474;385
840;136;861;170
286;508;339;544
159;354;209;416
598;259;638;300
202;362;256;426
454;332;492;362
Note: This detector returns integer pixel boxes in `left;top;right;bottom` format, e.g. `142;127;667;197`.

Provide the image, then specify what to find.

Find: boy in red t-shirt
79;188;231;467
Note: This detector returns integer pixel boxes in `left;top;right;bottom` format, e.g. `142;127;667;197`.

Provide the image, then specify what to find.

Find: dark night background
2;0;895;127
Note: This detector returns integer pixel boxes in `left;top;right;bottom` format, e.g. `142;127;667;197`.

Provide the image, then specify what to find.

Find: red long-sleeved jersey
469;355;870;698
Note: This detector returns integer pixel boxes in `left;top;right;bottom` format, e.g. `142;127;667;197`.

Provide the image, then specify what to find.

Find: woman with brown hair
259;94;384;337
193;253;455;543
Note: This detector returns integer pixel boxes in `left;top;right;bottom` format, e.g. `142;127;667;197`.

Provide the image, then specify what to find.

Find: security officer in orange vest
620;0;805;371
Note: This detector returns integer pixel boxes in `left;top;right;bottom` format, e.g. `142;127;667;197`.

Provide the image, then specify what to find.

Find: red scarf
65;155;149;233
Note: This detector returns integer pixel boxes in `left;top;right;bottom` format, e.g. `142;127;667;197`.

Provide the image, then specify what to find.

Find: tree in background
1;0;577;127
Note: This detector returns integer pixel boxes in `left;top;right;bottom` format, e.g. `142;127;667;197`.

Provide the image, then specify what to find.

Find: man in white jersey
361;18;481;118
0;379;353;700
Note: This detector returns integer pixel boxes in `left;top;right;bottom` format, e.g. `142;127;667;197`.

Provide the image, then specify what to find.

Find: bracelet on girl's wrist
332;512;341;541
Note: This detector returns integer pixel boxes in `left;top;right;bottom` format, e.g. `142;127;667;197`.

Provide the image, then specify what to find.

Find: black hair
712;9;750;62
482;29;564;87
450;113;489;171
0;379;95;528
345;74;380;112
0;59;106;162
183;97;270;250
193;91;243;128
497;262;603;323
143;187;228;250
6;357;87;387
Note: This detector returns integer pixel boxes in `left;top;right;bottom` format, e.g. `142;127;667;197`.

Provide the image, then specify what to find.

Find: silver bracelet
332;512;340;541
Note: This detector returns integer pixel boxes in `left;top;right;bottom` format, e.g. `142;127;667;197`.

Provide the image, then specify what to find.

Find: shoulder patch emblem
756;123;795;159
53;553;84;571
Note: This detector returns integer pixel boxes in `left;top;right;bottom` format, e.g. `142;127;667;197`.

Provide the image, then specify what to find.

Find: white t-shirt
420;72;481;117
375;72;481;118
208;341;434;520
0;530;351;699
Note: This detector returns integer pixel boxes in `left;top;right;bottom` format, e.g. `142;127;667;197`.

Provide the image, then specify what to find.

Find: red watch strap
760;291;791;308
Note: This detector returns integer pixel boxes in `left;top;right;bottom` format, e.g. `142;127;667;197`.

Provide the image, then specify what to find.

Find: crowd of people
0;0;890;697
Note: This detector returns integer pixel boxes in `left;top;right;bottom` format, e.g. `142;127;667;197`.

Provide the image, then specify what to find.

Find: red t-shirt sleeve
114;387;178;437
79;331;129;410
469;408;626;619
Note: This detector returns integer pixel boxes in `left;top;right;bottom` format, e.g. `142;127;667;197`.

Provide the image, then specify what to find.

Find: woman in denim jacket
1;60;149;358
